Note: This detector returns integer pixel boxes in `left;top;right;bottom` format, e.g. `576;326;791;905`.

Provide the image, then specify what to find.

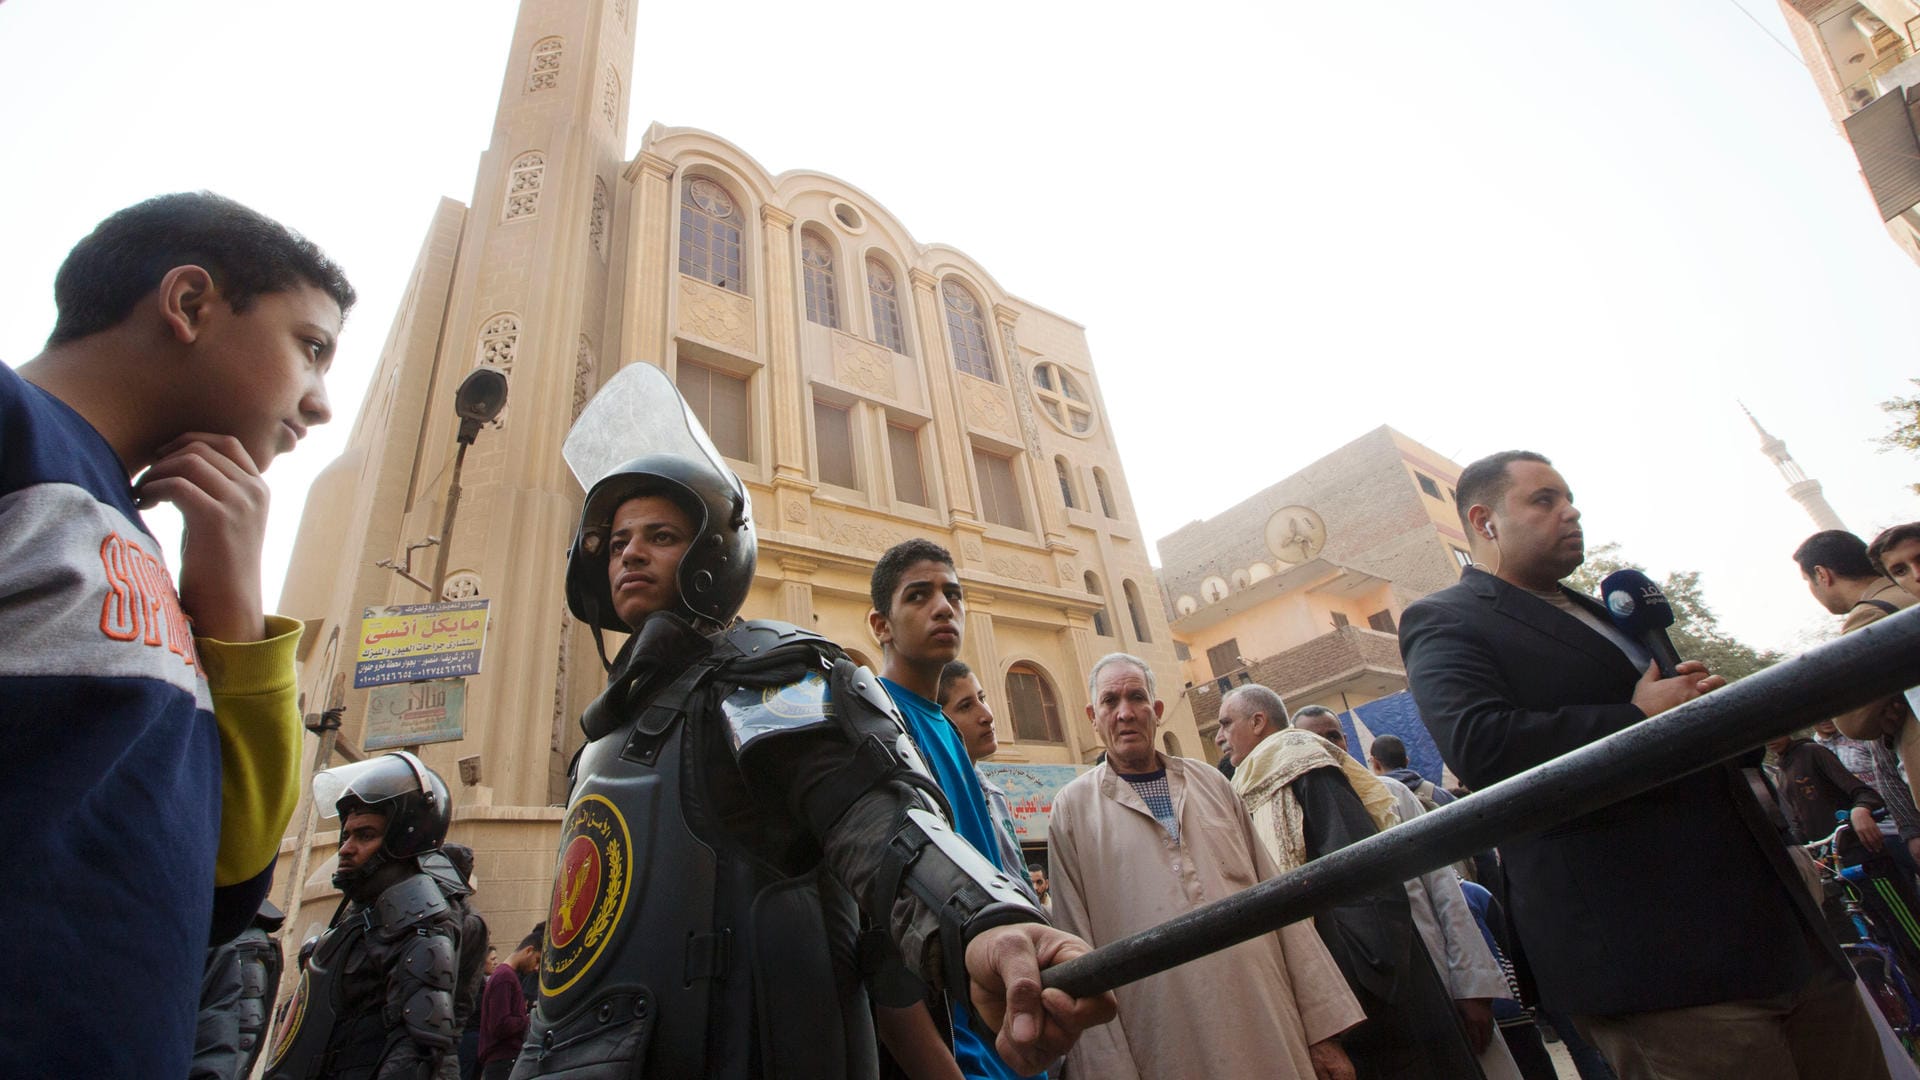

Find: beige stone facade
270;0;1194;948
1779;0;1920;265
1154;426;1470;739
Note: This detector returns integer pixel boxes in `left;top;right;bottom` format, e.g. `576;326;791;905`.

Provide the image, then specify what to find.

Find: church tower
272;0;635;939
1743;405;1847;533
274;0;1193;944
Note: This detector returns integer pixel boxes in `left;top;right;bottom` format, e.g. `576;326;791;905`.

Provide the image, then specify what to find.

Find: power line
1723;0;1810;67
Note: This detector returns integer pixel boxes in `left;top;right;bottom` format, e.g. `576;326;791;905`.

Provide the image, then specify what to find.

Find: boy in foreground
1;192;354;1076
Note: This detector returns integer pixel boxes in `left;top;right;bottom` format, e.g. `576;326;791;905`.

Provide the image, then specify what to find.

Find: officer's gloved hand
964;924;1116;1074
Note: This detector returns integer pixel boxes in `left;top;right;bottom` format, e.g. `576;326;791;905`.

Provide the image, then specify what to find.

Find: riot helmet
563;363;756;634
315;751;450;891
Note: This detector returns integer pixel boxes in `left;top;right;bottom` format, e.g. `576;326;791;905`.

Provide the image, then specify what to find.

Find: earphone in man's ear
1482;522;1496;539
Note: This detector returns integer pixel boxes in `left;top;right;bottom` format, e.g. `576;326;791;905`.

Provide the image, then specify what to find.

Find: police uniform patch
541;794;632;996
722;670;832;751
264;969;308;1069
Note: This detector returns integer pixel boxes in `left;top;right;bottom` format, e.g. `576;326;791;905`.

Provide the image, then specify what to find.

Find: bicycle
1805;815;1920;1056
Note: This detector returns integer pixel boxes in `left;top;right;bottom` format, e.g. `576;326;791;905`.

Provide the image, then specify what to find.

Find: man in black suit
1399;450;1885;1079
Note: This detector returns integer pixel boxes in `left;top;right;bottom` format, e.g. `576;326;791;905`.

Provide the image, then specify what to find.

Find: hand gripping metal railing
1041;605;1920;998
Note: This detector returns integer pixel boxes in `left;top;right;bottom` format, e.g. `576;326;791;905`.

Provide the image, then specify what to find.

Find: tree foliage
1880;378;1920;494
1566;543;1784;683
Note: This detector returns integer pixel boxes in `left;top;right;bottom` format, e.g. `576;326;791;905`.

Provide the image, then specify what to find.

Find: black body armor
264;871;463;1080
192;905;285;1080
511;617;1040;1080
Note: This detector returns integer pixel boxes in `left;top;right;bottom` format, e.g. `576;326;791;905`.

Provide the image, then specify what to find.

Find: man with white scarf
1219;685;1519;1080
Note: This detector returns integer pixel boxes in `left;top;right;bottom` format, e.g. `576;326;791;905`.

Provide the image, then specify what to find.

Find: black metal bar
1041;604;1920;998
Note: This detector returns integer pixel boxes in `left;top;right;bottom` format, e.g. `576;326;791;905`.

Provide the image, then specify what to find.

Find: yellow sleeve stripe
198;614;305;887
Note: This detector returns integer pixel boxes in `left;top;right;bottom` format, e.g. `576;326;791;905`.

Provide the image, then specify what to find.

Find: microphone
1600;568;1682;678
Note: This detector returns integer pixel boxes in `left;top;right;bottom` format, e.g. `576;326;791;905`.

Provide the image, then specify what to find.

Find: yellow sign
352;600;491;688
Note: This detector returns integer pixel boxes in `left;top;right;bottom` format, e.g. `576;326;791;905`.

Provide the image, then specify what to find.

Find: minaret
1743;405;1847;533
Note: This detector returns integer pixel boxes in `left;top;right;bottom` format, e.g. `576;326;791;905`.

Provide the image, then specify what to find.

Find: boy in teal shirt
869;539;1043;1080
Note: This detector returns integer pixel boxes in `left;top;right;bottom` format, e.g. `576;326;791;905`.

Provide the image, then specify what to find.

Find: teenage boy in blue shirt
869;539;1042;1080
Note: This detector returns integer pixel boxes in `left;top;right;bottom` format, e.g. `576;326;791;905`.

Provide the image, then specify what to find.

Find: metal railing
1842;41;1916;114
1044;605;1920;997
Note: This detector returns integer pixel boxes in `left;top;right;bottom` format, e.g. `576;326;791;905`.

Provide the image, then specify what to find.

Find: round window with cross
1032;360;1095;437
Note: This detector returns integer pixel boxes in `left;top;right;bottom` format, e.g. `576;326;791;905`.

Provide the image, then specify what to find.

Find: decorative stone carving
552;607;571;752
963;541;985;563
572;336;595;420
959;376;1018;440
678;277;754;352
1056;558;1077;581
784;501;809;524
504;152;544;221
527;36;562;93
589;178;608;260
990;555;1047;584
820;512;908;552
831;331;895;398
998;319;1045;454
477;313;519;372
442;572;482;601
600;66;620;127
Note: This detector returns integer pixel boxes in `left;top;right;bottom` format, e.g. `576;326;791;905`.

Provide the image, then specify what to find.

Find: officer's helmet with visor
315;750;450;860
563;363;757;637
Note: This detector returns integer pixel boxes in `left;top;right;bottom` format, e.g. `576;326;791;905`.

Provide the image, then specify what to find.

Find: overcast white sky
3;0;1916;654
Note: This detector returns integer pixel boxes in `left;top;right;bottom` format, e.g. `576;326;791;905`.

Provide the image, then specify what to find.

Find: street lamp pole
278;369;509;995
428;437;472;600
427;367;510;601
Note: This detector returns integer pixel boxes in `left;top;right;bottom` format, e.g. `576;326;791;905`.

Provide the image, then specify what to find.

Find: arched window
801;230;840;329
1084;571;1113;637
600;66;621;127
679;177;745;293
477;313;519;373
1054;456;1079;510
942;279;996;381
503;152;545;221
589;177;609;260
1124;580;1152;642
1005;663;1064;742
476;313;518;430
527;36;562;92
1163;732;1184;758
866;258;908;354
1093;467;1117;519
442;571;482;601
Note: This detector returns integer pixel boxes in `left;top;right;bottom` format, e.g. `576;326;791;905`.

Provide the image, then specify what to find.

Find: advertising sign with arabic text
353;600;490;688
977;763;1086;846
364;679;466;749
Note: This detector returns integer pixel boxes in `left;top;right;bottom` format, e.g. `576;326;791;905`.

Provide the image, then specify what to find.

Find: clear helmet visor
563;362;739;501
312;751;431;820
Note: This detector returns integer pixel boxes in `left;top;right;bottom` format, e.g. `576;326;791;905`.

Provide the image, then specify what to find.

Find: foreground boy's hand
965;923;1117;1074
134;432;270;643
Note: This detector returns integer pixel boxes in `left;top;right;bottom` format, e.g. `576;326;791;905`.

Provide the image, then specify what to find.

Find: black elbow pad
879;806;1046;1005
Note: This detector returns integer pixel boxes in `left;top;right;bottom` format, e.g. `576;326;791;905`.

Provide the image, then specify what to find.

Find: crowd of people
5;192;1920;1079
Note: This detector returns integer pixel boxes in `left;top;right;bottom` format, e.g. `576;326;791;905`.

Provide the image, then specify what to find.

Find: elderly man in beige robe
1047;652;1363;1080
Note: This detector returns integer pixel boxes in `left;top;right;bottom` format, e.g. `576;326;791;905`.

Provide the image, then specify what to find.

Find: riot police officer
265;752;465;1079
512;365;1111;1079
192;900;286;1080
